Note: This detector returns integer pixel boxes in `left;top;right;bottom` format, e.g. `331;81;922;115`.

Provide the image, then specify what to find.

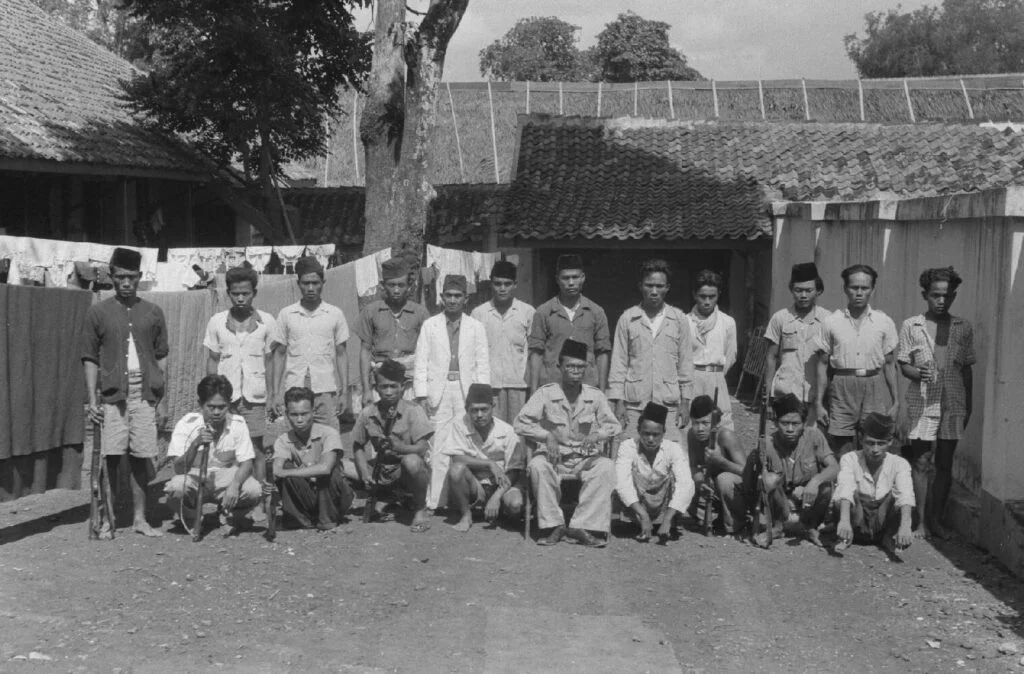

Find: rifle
700;388;720;536
179;438;212;542
263;453;278;542
751;392;774;549
363;402;399;523
87;422;115;540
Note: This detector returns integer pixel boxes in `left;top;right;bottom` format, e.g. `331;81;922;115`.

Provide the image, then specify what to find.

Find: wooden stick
351;90;360;182
597;81;602;116
558;81;563;115
712;79;719;118
904;78;916;123
802;78;810;121
447;82;465;182
858;79;865;121
322;117;331;186
960;78;975;119
525;80;530;115
667;80;675;119
634;80;638;116
487;80;500;183
758;79;765;120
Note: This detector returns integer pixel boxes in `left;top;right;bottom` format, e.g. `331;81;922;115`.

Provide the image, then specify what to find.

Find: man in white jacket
414;274;490;508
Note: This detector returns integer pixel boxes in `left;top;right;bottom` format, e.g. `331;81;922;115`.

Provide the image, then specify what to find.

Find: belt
833;368;880;377
447;371;461;381
694;364;724;372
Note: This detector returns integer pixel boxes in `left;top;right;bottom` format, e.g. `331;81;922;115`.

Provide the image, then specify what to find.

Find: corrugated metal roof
503;115;1024;241
0;0;209;176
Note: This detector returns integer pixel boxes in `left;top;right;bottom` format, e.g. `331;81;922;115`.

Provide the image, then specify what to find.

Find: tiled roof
281;184;508;248
503;115;1024;241
295;76;1024;186
0;0;208;176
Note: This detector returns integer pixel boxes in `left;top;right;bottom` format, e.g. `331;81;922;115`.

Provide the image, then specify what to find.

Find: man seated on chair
513;339;622;548
834;412;915;556
683;396;746;535
272;386;354;531
615;402;695;543
165;374;263;532
442;383;526;533
723;394;837;548
351;359;434;533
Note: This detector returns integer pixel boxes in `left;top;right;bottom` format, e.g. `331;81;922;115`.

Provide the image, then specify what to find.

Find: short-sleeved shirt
896;314;975;419
513;383;622;470
814;306;898;370
615;438;694;514
765;305;830;400
81;296;169;403
471;299;535;389
354;299;429;360
203;309;277;403
167;412;255;472
272;422;344;467
528;295;611;387
351;399;433;463
835;450;915;509
762;426;832;490
272;301;349;394
440;415;525;480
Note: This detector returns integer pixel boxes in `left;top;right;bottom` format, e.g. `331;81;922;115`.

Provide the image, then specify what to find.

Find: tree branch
417;0;469;62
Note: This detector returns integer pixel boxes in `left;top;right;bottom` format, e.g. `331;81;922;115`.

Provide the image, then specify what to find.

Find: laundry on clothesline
354;247;392;298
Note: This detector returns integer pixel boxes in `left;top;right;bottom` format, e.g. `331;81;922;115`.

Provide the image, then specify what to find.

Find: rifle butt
192;443;210;543
88;423;102;540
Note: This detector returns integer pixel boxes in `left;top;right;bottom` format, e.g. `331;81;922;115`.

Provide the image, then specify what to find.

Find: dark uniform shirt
528;296;611;387
354;299;429;360
81;296;169;403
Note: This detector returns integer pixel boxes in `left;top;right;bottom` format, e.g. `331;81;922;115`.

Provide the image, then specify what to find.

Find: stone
999;642;1020;655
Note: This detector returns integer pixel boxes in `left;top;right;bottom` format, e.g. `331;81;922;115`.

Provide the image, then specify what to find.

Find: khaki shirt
272;301;349;394
607;304;694;408
765;305;830;400
471;299;535;389
814;306;898;370
513;383;622;471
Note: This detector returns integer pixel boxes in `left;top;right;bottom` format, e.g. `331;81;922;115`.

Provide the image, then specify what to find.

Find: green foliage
846;0;1024;77
479;16;591;81
121;0;370;180
592;11;702;82
30;0;155;67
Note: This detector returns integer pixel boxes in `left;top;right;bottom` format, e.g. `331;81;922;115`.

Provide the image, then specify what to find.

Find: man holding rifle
81;247;168;538
164;375;263;532
351;359;433;532
683;396;746;536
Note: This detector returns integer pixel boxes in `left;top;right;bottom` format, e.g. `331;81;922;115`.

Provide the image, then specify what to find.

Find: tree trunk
360;0;468;263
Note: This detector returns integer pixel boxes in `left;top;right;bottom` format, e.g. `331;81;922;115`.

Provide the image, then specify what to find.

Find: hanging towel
195;247;225;276
354;247;391;298
223;247;247;269
307;243;336;270
274;245;306;274
245;246;274;274
427;245;477;297
156;248;201;291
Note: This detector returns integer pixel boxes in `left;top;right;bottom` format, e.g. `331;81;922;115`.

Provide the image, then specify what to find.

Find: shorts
828;373;892;438
101;373;157;458
467;472;524;515
233;398;267;439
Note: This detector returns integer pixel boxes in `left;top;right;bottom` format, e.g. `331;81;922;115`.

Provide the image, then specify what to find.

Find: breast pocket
780;325;801;352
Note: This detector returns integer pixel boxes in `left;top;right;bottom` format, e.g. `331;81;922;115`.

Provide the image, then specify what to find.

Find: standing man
514;339;622;548
686;270;737;430
528;254;611;392
272;256;349;431
897;267;974;539
355;257;429;402
608;259;694;441
614;402;695;543
413;274;490;509
82;247;168;537
764;263;830;410
204;266;277;483
471;260;535;422
814;264;899;457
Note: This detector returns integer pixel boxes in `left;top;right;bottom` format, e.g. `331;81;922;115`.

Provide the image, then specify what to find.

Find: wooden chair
735;324;769;401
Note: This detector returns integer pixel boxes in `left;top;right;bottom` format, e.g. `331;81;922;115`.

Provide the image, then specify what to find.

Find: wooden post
801;78;810;121
903;78;916;123
487;80;500;183
667;80;675;119
597;81;602;116
712;79;719;118
858;79;865;121
558;81;563;115
446;82;465;182
633;80;638;116
758;79;765;120
351;90;360;182
322;118;331;186
959;78;975;119
526;80;530;115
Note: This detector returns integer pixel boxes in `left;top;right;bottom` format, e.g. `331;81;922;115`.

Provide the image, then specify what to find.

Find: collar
842;305;874;321
908;313;964;326
488;299;519;314
289;301;328;317
546;383;598;404
628;304;671;321
790;305;827;323
226;308;264;324
445;313;463;324
548;296;592;315
378;300;415;315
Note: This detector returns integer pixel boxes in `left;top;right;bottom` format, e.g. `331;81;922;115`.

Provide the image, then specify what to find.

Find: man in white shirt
272;256;349;431
164;375;263;531
615;402;695;543
686;269;737;430
204;266;277;478
471;260;535;423
442;383;526;532
834;412;915;556
764;262;830;406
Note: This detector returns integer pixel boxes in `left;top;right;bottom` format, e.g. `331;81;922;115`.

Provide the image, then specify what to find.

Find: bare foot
805;528;823;548
912;524;932;540
410;509;431;534
452;514;472;533
133;521;164;537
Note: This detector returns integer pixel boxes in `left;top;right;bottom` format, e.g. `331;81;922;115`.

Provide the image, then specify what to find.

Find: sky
363;0;934;82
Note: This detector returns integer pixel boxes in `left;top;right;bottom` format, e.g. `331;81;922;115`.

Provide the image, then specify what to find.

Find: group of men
82;245;972;555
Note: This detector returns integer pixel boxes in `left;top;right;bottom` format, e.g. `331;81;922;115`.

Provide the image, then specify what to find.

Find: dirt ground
3;402;1024;673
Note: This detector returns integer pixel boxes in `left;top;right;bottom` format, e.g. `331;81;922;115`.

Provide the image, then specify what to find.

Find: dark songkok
376;359;406;383
640;402;669;427
381;257;409;281
790;262;820;285
465;383;494;406
442;274;467;293
690;395;715;420
295;256;323;277
559;338;588;362
109;247;141;272
771;393;804;420
490;260;518;281
859;412;896;439
556;254;584;272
